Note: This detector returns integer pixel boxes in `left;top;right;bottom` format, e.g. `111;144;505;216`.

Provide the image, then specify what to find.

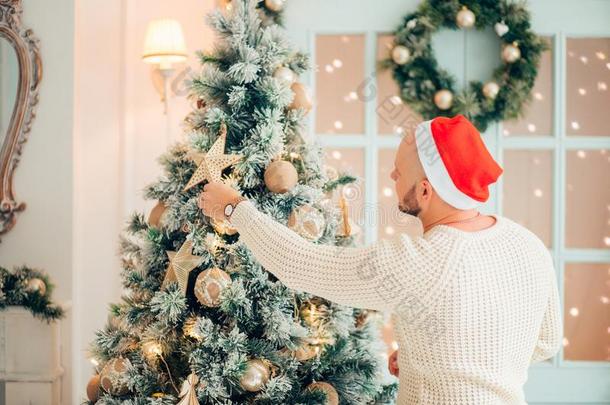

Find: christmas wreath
380;0;547;132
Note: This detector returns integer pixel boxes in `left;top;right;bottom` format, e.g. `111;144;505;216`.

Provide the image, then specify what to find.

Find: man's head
390;115;503;219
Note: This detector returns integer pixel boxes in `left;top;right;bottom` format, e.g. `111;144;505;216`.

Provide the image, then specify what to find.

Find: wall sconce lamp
142;19;187;114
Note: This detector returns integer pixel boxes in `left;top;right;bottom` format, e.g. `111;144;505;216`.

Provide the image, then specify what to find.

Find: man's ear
419;179;432;201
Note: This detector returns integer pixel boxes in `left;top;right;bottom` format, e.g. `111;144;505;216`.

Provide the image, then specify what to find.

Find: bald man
199;115;562;404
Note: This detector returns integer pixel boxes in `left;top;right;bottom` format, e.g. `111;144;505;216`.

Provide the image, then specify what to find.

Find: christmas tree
86;1;397;403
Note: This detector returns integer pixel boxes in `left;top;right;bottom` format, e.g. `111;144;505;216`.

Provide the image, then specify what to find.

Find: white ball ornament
264;0;284;12
391;45;411;65
502;42;521;63
456;6;476;29
273;66;296;84
494;21;509;37
434;89;453;110
482;81;500;99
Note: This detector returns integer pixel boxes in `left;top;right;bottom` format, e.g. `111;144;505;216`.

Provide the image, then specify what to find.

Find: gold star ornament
162;240;205;295
184;123;243;191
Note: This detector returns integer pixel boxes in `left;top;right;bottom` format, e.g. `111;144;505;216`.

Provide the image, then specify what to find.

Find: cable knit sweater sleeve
530;252;563;363
229;200;453;312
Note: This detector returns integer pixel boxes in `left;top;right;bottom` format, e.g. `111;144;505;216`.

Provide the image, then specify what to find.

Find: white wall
1;0;75;402
2;0;216;403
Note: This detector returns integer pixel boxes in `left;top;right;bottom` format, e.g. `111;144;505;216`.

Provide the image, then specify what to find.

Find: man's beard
398;185;421;217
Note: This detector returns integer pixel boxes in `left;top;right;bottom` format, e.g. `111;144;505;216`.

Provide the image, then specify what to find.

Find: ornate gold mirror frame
0;0;42;241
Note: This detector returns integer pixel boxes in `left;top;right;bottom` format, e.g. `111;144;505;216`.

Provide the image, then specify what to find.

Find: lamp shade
142;19;187;68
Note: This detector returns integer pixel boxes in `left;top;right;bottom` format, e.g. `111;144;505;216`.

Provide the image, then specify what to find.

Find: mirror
0;39;18;153
0;0;42;241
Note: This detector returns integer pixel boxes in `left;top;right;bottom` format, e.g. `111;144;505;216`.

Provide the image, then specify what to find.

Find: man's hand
198;182;242;222
388;350;399;377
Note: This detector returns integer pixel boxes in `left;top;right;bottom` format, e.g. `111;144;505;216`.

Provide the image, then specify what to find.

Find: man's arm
229;200;446;312
530;258;563;363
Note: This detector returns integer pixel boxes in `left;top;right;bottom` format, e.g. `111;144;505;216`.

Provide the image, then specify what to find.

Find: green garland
379;0;547;132
0;265;64;322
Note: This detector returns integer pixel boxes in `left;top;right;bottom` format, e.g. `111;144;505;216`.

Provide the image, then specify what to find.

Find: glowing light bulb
332;150;342;160
569;307;579;317
90;357;100;367
563;337;570;347
533;188;543;198
502;129;510;136
534;92;543;101
598;82;608;91
527;123;536;133
385;226;395;235
332;58;343;68
604;236;610;246
596;51;607;60
334;120;343;130
348;91;358;100
600;296;609;304
577;150;586;158
325;64;334;73
571;121;581;131
579;56;588;64
383;187;393;197
578;88;587;95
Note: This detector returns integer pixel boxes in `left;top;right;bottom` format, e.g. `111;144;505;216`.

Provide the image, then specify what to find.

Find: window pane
315;35;365;135
324;148;365;244
503;37;553;136
376;34;421;136
566;38;610;136
564;263;610;361
502;150;553;247
377;149;423;240
566;149;610;248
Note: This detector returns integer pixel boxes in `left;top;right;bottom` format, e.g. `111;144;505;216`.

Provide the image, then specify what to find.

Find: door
284;0;610;402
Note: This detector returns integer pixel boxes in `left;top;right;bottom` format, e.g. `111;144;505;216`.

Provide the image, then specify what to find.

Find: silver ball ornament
434;89;453;110
391;45;411;65
502;43;521;63
273;66;296;84
456;6;476;29
482;81;500;99
240;359;270;392
264;0;284;12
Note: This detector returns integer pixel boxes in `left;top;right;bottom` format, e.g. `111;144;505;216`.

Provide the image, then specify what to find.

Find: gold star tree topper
184;123;243;191
162;240;205;295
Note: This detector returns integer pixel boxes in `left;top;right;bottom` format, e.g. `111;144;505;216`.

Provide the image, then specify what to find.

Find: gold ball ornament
391;45;411;65
240;359;270;392
307;382;339;405
211;217;238;236
100;357;131;396
264;160;298;193
264;0;284;12
273;66;296;84
26;278;46;296
148;201;169;229
288;205;326;241
456;6;476;29
294;343;320;361
194;267;232;307
434;89;453;110
502;42;521;63
482;81;500;99
288;82;313;113
86;374;101;402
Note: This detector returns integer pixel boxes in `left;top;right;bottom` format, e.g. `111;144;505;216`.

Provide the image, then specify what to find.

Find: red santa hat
414;114;503;210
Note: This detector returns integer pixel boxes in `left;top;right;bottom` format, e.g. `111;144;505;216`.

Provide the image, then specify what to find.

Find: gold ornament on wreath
148;200;170;229
288;82;313;114
100;357;132;396
288;204;326;241
194;267;232;307
25;277;46;296
239;359;271;392
306;381;339;405
264;158;298;194
382;0;546;132
273;65;296;84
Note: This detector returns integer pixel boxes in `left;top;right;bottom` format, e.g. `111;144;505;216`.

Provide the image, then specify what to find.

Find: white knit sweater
229;200;563;404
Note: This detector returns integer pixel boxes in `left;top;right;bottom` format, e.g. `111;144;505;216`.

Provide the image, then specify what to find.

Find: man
198;115;562;404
